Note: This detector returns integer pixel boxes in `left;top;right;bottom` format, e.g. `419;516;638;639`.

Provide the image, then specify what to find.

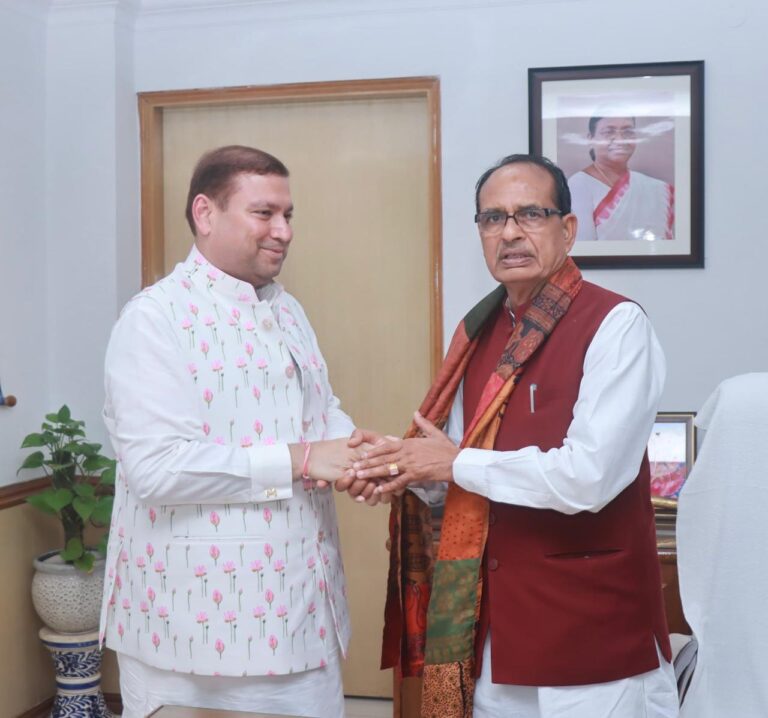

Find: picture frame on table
648;411;697;506
528;61;704;268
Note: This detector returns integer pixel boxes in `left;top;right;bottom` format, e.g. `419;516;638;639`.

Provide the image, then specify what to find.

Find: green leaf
91;498;114;525
26;493;57;515
73;496;97;522
99;464;116;486
47;488;74;512
21;433;46;448
95;534;109;556
57;406;72;423
60;536;84;561
45;413;60;423
74;552;95;572
83;455;114;472
18;451;45;472
74;483;96;498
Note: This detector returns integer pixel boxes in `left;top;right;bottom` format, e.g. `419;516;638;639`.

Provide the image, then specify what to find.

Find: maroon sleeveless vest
464;281;671;686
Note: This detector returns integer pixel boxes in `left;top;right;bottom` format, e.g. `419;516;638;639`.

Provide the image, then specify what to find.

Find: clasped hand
334;411;460;504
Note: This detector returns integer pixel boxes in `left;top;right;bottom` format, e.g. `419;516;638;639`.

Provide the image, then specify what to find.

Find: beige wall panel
159;96;432;697
0;506;60;716
0;506;120;715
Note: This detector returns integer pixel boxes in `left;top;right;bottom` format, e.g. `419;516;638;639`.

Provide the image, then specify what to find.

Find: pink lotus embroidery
148;508;157;527
264;543;273;564
265;589;275;609
319;626;326;641
240;436;253;448
200;340;210;359
223;560;237;593
117;623;124;641
253;606;267;636
195;565;208;597
202;422;211;436
203;388;214;408
268;634;278;655
277;605;289;636
263;508;273;528
146;543;155;559
209;512;220;531
224;610;238;642
274;559;286;591
152;632;161;652
209;545;220;565
196;611;209;643
212;589;223;610
245;342;254;358
188;303;199;316
252;387;261;405
250;560;264;590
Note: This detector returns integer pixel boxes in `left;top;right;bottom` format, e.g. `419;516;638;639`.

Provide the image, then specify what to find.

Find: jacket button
488;558;499;571
489;512;497;526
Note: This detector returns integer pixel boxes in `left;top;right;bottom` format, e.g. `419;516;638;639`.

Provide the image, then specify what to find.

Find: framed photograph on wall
648;411;697;500
529;61;704;268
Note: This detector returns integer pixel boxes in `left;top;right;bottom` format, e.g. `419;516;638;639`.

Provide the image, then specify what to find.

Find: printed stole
382;258;583;718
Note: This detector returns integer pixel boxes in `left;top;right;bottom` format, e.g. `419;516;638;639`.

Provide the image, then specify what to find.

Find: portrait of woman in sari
568;116;675;242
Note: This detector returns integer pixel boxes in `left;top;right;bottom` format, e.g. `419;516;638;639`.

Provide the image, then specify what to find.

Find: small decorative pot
31;550;105;633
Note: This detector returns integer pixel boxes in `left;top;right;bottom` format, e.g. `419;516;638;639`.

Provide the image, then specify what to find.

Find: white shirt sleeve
452;301;665;514
104;297;300;505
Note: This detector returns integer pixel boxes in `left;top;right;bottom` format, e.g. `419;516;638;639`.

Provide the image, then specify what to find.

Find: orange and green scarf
382;258;583;717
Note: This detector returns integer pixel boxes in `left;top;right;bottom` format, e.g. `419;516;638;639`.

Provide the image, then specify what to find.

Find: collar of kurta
184;246;283;306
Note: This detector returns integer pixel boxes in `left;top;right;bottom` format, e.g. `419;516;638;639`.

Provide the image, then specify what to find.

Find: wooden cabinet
659;548;691;635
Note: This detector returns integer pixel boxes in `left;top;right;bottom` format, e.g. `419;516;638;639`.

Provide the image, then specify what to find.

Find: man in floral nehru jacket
100;145;361;717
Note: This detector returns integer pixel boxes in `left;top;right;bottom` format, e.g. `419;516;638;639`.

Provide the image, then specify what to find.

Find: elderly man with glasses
344;154;679;718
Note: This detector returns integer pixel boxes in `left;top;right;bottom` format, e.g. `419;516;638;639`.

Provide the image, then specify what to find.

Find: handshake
291;411;461;505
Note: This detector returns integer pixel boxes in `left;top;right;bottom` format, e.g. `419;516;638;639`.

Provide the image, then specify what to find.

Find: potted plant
19;405;116;632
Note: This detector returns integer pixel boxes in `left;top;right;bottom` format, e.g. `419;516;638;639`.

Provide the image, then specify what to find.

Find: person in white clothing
342;154;679;718
568;116;674;242
100;146;363;717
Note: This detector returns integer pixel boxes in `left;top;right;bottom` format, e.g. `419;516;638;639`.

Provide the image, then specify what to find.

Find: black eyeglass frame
474;207;565;231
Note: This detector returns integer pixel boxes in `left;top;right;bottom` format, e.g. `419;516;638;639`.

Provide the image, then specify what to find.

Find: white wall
3;0;767;485
132;0;768;410
0;1;49;481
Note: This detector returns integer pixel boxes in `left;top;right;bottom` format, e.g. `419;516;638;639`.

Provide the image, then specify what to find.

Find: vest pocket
545;548;622;560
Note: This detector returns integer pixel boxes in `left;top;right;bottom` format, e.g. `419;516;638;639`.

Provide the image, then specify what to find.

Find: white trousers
117;638;344;718
473;633;679;718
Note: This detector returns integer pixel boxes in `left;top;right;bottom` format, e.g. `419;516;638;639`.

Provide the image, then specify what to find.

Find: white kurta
677;373;768;718
99;247;354;680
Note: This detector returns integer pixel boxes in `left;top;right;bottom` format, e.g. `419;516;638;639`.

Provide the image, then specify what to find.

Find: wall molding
135;0;585;30
0;477;48;511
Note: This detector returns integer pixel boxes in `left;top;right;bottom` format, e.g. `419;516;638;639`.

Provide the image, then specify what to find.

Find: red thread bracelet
301;442;311;480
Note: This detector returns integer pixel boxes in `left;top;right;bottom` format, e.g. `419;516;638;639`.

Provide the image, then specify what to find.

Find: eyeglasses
474;207;564;235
